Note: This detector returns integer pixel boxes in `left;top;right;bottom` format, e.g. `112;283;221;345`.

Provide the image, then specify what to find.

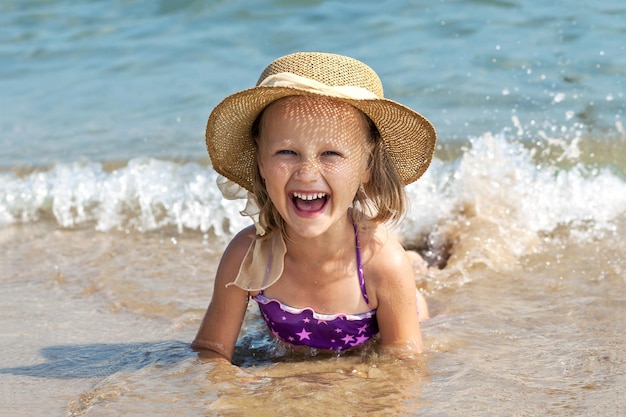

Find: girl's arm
370;236;424;354
191;227;255;363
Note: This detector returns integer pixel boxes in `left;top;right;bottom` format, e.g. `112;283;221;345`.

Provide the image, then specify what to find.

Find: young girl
192;52;436;363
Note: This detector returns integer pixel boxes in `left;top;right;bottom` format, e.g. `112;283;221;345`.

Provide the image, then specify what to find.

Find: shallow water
2;136;625;416
1;0;625;415
1;207;624;415
2;0;625;168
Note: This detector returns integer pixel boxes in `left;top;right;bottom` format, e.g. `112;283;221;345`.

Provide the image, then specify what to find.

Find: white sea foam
1;134;624;252
404;132;626;261
0;158;249;237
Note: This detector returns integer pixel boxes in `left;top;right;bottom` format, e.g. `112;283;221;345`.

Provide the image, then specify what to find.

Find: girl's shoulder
360;224;417;309
220;225;256;266
361;224;413;283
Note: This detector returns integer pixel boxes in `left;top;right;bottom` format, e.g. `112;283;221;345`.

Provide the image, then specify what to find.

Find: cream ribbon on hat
217;175;266;236
218;175;286;291
258;72;380;100
218;175;288;291
218;72;377;291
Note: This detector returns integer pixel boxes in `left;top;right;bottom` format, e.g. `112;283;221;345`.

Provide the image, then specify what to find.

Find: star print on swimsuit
252;225;380;351
254;295;379;350
296;328;312;341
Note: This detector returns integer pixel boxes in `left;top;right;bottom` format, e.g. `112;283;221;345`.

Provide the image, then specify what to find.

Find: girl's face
257;96;372;239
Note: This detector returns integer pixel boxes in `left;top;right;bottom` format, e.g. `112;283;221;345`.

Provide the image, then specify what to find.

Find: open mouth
291;191;328;213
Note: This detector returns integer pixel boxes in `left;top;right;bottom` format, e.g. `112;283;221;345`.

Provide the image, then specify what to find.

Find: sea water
1;1;624;416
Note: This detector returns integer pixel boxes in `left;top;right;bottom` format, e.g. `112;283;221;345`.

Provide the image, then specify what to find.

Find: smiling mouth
291;192;328;213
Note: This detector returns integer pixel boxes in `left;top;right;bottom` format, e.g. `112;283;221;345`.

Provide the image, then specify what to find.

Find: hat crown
256;52;384;98
207;52;436;193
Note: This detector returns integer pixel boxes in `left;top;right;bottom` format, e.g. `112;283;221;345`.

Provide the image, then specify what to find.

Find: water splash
1;134;624;262
0;158;250;236
403;131;626;271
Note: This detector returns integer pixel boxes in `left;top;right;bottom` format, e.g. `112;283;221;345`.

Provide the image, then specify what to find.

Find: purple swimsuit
252;228;379;351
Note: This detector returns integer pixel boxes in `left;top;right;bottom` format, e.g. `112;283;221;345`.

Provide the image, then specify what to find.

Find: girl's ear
257;158;265;180
255;139;266;181
257;163;268;187
360;165;372;184
360;143;374;184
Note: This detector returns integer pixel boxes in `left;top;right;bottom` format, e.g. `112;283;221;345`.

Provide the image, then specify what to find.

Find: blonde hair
251;100;406;240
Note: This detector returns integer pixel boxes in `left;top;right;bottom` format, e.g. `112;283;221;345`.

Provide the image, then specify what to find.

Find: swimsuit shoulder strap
354;224;371;307
258;226;371;307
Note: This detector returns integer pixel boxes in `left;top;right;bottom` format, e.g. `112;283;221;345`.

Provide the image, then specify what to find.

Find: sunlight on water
1;0;625;415
2;133;624;244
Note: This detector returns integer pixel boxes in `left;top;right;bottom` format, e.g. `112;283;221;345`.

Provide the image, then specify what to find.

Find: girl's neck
284;216;355;263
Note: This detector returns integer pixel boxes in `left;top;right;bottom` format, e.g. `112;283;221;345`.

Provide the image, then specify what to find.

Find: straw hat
206;52;436;192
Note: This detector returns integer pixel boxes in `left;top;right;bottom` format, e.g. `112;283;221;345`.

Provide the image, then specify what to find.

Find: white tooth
293;192;326;200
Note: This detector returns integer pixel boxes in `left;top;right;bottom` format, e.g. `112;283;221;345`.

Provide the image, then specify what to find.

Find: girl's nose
295;159;320;181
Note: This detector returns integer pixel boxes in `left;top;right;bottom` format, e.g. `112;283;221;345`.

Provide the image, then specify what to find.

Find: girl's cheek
262;161;287;178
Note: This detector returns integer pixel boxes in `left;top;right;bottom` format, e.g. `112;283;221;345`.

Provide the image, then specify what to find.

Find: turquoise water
2;0;624;167
1;1;625;416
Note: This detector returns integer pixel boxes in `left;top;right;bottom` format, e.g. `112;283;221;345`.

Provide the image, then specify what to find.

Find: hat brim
206;86;437;192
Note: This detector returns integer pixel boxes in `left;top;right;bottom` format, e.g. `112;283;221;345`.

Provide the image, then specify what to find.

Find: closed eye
276;149;297;155
322;150;342;157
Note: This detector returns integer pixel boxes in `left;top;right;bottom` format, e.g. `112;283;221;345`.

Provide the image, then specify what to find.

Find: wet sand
1;216;624;416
